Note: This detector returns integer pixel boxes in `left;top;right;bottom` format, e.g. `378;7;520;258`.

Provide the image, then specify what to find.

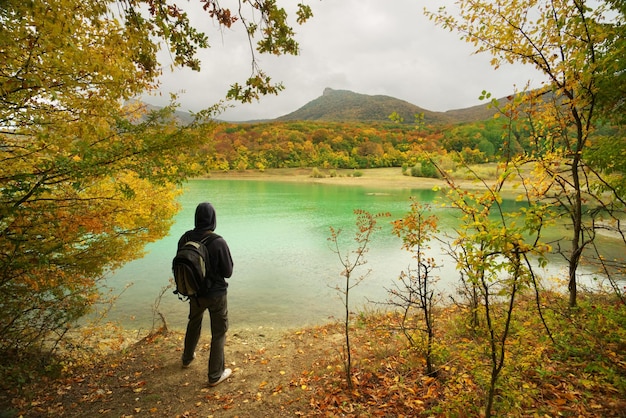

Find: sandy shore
206;167;484;190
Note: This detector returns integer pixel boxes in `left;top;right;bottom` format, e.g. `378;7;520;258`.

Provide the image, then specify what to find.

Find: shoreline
204;167;485;190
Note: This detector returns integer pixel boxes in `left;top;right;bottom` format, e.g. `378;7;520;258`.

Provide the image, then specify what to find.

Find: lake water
104;179;448;331
103;179;619;332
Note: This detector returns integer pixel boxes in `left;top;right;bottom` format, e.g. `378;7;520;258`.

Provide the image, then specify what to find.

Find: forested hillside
199;117;522;172
276;88;452;123
253;87;503;124
276;87;503;124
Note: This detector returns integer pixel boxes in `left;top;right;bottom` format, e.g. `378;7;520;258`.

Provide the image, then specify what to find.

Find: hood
194;202;217;231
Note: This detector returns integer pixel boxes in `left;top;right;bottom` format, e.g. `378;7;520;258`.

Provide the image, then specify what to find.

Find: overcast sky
141;0;547;121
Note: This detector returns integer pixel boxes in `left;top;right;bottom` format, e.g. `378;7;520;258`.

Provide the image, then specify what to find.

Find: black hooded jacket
178;202;234;296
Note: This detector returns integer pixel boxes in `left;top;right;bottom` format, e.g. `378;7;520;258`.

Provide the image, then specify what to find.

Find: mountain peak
278;88;440;123
276;88;500;124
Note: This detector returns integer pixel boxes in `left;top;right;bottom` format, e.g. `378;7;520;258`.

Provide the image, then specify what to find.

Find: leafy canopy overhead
117;0;313;102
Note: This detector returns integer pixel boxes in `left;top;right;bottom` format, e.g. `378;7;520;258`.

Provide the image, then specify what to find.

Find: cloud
142;0;546;121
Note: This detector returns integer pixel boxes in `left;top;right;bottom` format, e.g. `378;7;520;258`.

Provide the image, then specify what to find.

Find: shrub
310;167;325;178
421;160;440;178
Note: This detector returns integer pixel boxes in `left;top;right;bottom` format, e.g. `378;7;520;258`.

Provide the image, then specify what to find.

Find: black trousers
182;294;228;382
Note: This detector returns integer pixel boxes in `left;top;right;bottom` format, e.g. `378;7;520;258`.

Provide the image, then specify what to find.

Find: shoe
182;352;196;368
208;368;232;387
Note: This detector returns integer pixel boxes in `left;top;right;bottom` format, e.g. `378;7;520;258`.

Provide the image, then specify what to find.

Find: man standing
178;202;234;387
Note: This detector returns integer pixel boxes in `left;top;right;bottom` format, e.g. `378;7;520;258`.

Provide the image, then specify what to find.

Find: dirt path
13;325;343;417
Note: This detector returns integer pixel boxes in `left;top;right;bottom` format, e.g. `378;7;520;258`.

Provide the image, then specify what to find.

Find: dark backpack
172;232;220;300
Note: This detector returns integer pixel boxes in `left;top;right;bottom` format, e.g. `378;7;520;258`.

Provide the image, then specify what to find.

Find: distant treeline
198;120;493;172
197;119;617;174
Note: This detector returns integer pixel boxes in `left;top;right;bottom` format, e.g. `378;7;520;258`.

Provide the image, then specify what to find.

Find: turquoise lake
103;179;616;332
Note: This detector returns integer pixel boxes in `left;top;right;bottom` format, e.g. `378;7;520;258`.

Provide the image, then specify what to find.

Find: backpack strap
200;231;221;247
